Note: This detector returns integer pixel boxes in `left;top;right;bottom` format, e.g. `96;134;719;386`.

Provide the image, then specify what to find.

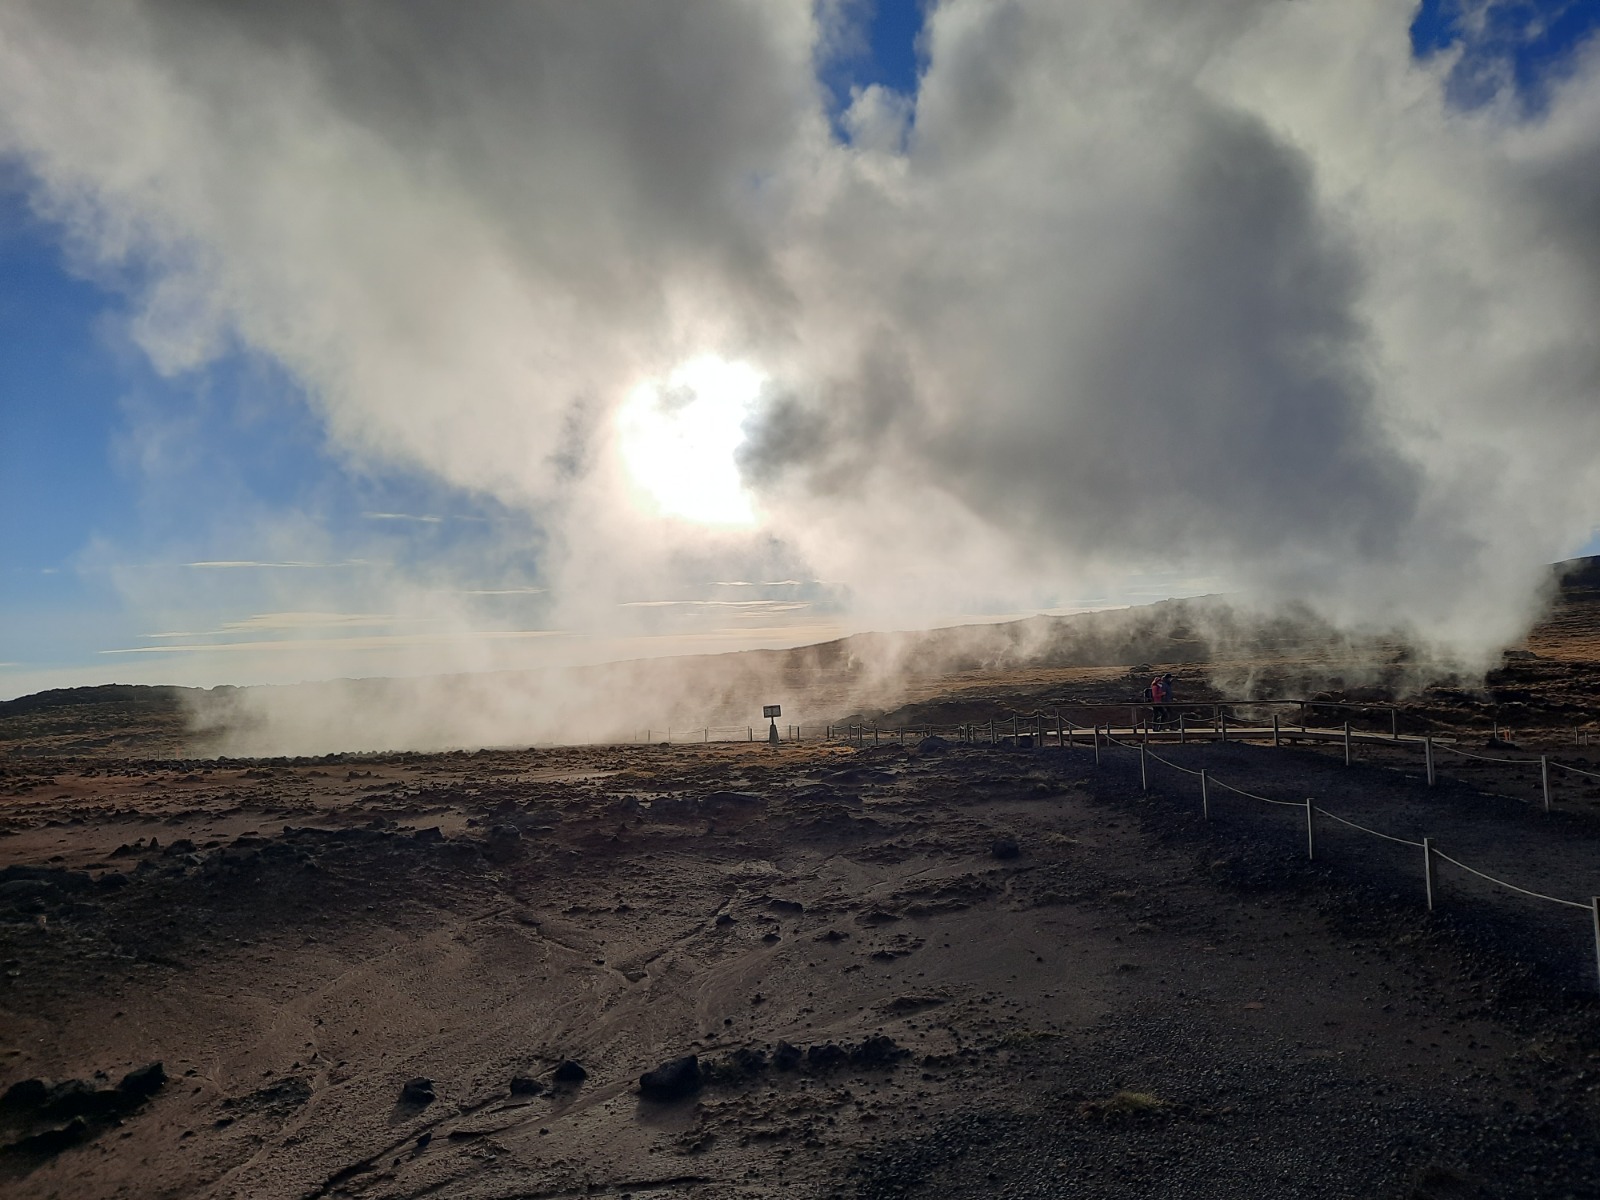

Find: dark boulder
0;1077;47;1114
638;1055;702;1101
849;1035;907;1068
7;1115;88;1158
990;836;1020;861
399;1077;436;1106
552;1060;587;1085
805;1043;848;1071
117;1062;165;1101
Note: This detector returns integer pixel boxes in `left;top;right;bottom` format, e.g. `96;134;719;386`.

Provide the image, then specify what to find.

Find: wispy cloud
619;599;812;611
143;611;405;639
103;629;568;655
183;559;374;570
362;511;444;524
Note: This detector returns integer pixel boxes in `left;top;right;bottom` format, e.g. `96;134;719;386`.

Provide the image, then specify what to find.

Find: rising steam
1;1;1597;744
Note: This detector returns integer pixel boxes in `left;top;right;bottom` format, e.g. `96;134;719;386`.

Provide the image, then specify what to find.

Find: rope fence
1091;720;1600;991
643;697;1600;987
820;697;1600;817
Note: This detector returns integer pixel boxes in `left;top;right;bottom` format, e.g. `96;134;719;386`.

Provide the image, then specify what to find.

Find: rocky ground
3;565;1600;1197
0;725;1597;1198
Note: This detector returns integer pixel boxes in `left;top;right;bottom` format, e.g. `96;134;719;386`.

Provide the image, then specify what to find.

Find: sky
1;0;1598;703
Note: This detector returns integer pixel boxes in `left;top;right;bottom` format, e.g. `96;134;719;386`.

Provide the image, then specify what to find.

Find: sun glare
616;356;763;526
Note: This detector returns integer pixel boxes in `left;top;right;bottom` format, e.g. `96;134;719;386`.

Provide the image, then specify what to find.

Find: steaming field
3;576;1600;1198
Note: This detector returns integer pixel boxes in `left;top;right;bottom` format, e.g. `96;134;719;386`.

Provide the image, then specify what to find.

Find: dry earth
2;568;1600;1198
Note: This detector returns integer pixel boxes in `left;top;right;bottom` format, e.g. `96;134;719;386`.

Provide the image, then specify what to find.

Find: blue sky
1;0;1597;700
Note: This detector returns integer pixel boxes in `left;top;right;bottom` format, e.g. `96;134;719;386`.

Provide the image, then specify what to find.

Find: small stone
552;1060;587;1084
990;837;1020;860
509;1075;545;1096
399;1077;435;1105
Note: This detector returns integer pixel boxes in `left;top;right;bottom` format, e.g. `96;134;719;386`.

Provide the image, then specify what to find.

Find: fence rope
1313;807;1424;848
1434;744;1529;766
1143;746;1203;776
1205;776;1305;807
1427;849;1590;910
1550;760;1600;782
1110;724;1593;912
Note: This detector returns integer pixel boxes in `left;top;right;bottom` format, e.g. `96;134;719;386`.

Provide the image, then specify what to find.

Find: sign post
763;704;781;746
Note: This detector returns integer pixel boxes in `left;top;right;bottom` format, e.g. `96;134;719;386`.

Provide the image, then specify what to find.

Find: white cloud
0;0;1596;703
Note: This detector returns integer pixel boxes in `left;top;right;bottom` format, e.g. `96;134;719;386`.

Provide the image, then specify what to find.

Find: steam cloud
2;0;1598;736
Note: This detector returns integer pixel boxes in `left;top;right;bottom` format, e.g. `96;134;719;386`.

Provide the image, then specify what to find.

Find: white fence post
1391;708;1399;740
1592;898;1600;994
1273;713;1280;747
1200;768;1209;820
1140;744;1148;791
1423;837;1436;911
1541;756;1551;813
1093;724;1101;766
1425;737;1435;787
1305;798;1316;860
1343;722;1352;767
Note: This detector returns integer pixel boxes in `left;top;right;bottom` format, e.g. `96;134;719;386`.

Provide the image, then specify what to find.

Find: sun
616;356;763;526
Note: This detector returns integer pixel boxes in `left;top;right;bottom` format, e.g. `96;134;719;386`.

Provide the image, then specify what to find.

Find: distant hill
4;557;1596;758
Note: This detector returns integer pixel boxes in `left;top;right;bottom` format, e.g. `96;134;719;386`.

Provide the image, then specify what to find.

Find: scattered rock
849;1035;907;1069
990;836;1021;860
855;910;900;927
117;1062;166;1102
0;1077;47;1114
638;1055;702;1101
508;1075;544;1096
806;1043;849;1071
0;1062;166;1160
714;912;735;926
399;1077;436;1106
706;1046;768;1083
772;1041;803;1071
552;1060;587;1085
5;1115;88;1158
483;824;523;863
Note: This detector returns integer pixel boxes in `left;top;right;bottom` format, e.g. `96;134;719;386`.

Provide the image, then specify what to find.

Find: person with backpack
1151;672;1174;729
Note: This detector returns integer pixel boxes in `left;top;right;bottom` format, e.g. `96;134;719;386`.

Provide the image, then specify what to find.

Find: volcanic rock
638;1055;702;1101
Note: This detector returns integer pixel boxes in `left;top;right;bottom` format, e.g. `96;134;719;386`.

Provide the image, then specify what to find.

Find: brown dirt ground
2;578;1600;1198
